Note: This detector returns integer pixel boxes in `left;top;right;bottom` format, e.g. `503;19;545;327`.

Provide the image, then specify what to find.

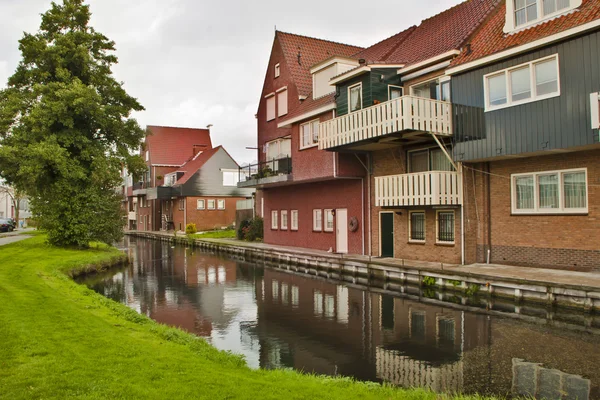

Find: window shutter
266;96;275;121
277;90;288;117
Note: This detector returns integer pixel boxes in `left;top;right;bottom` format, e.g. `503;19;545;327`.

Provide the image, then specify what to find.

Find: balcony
319;96;453;151
375;171;462;207
132;181;148;196
237;157;292;189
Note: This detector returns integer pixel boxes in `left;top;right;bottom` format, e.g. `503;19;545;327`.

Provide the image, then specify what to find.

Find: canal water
80;237;600;399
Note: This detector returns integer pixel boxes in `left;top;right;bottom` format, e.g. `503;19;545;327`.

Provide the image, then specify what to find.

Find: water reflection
81;238;600;399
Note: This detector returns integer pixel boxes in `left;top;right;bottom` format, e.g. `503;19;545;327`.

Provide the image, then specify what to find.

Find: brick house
240;32;368;254
447;0;600;270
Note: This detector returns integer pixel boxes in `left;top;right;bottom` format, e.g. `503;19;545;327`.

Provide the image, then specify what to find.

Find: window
274;63;280;78
164;174;177;186
512;168;587;214
484;55;559;111
277;88;288;117
266;137;292;160
300;119;319;149
388;85;404;100
509;0;574;31
408;148;454;173
271;210;278;229
313;209;322;231
281;210;288;230
324;209;334;232
410;77;450;101
514;0;538;27
217;199;225;210
145;151;149;162
179;199;185;210
197;199;205;210
313;64;337;99
409;211;425;242
436;211;455;244
222;170;239;187
207;199;216;210
348;83;362;112
291;210;298;231
266;94;276;121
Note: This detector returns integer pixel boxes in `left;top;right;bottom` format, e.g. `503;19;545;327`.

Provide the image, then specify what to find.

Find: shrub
245;217;263;242
237;219;251;240
185;223;197;235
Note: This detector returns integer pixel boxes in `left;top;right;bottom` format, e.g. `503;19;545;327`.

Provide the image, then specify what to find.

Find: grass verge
191;229;236;239
0;235;490;399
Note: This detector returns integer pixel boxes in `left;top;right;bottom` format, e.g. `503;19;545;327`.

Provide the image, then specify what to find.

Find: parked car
7;218;17;230
0;218;14;232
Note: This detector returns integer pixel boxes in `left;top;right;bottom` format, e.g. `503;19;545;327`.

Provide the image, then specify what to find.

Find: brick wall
463;149;600;270
175;196;243;232
263;179;366;254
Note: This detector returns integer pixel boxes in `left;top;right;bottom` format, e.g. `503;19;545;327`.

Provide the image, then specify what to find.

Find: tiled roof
174;146;222;186
451;0;600;67
277;31;363;96
384;0;501;66
352;26;417;63
279;93;335;125
146;126;212;166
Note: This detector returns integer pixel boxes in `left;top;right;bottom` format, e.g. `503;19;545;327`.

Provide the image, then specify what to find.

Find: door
336;209;348;254
380;213;394;258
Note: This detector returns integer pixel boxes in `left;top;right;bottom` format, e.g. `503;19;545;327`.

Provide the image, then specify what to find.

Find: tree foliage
0;0;146;247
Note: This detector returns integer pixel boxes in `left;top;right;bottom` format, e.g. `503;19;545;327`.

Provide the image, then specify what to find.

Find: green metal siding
452;30;600;162
336;69;402;116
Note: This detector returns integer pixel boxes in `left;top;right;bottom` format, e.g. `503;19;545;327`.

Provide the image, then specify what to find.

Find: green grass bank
0;235;490;399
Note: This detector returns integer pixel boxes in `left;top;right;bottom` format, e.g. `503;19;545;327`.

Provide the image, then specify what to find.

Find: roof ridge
276;30;364;51
457;0;504;50
352;25;417;60
419;0;474;24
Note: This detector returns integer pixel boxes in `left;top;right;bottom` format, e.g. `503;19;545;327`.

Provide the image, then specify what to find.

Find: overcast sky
1;0;462;164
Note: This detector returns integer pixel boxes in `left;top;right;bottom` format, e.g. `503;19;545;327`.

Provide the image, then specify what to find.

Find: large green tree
0;0;147;247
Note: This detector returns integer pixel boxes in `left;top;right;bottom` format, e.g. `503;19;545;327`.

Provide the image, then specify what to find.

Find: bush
185;223;197;235
237;219;251;240
245;217;263;242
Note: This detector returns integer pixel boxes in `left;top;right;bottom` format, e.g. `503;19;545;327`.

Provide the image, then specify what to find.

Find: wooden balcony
319;96;453;151
375;171;462;207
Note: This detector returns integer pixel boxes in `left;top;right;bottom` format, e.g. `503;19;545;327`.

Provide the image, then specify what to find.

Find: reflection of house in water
256;269;490;389
512;359;591;400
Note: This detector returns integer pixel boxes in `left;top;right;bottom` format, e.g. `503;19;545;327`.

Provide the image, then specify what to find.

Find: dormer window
505;0;580;33
274;63;280;78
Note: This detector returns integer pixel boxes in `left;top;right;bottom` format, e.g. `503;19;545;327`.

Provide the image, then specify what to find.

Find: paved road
0;235;32;247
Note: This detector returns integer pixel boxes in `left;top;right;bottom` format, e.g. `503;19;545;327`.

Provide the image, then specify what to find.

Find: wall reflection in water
81;238;600;399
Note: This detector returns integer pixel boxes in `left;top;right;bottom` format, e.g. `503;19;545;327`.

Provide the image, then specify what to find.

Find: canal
80;237;600;399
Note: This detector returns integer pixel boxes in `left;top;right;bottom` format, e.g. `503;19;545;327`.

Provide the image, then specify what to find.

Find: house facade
448;0;600;270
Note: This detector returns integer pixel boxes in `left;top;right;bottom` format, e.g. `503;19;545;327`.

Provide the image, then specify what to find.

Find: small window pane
438;318;455;347
515;0;526;9
430;149;454;171
207;200;215;210
526;2;538;21
515;176;535;210
271;211;278;229
291;210;298;230
409;150;429;173
535;59;558;96
325;210;334;231
515;8;527;26
437;212;455;243
563;172;586;209
197;199;205;210
311;121;319;142
410;212;425;241
301;123;311;148
349;85;362;112
217;200;225;210
313;209;322;231
488;73;507;106
543;0;556;15
281;210;288;229
556;0;569;11
390;87;403;100
538;174;559;209
510;66;531;102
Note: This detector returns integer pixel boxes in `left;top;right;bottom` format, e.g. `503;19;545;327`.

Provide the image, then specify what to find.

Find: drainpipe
486;162;492;264
333;152;337;178
361;177;365;255
460;162;465;265
368;153;372;257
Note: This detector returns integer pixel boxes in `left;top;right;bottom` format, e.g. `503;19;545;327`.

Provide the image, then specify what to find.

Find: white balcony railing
319;95;453;150
375;171;462;207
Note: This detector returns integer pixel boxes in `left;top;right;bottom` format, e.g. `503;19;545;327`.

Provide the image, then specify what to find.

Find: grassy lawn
191;229;236;239
0;235;489;399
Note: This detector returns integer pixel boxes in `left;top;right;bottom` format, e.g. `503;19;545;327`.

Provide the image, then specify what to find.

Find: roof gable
146;126;212;166
276;31;363;96
352;26;417;63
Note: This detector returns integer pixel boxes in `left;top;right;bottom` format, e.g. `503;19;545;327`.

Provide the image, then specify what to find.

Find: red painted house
240;32;368;254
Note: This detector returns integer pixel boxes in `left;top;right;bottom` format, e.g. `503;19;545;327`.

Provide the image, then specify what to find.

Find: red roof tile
451;0;600;67
352;26;417;63
174;146;222;186
146;126;212;166
277;31;363;97
384;0;501;66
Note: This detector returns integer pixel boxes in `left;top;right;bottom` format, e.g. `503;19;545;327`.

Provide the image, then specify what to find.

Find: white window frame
484;54;560;112
265;93;276;121
197;199;205;210
207;199;216;210
511;168;588;215
435;210;455;245
291;210;298;231
179;198;185;211
408;210;426;243
271;210;278;230
388;85;404;100
504;0;580;33
222;169;239;187
217;199;225;210
348;82;362;113
281;210;288;230
300;119;319;150
277;87;288;117
274;63;280;78
324;209;334;232
313;209;322;232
